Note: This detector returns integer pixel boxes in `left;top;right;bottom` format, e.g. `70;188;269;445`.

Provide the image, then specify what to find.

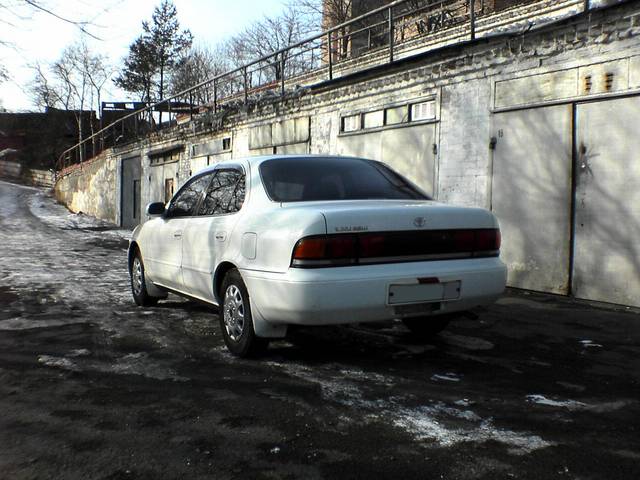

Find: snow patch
526;394;587;410
36;351;187;382
441;333;495;351
265;361;552;454
394;411;552;454
526;394;629;412
431;373;461;382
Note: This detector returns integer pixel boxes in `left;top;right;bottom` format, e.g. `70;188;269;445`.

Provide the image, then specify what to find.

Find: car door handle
215;231;227;242
173;230;182;239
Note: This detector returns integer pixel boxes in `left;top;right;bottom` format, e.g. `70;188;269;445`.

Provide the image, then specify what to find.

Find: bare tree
295;0;396;59
1;0;102;46
170;44;230;105
30;41;112;161
228;6;314;90
296;0;354;59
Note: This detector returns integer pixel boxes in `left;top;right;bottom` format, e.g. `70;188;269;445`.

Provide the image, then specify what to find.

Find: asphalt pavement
1;180;639;480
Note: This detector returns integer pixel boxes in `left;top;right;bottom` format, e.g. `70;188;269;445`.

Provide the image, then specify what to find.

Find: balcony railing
56;0;585;174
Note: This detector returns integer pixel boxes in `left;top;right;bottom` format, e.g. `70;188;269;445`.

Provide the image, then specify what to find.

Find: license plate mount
388;281;461;305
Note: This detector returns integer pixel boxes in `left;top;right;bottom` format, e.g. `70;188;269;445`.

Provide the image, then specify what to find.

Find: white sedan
129;155;506;357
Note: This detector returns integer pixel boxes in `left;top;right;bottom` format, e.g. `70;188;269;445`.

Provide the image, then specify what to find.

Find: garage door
121;155;141;229
336;124;437;196
573;97;640;307
491;105;573;294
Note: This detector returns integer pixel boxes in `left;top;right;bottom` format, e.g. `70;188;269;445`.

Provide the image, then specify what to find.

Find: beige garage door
336;124;437;196
491;105;573;294
573;97;640;307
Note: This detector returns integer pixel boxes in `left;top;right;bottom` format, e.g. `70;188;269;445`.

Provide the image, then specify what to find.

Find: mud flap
251;302;287;338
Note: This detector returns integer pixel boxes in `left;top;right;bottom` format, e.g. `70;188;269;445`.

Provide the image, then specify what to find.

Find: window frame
164;171;215;219
258;157;430;203
195;165;247;218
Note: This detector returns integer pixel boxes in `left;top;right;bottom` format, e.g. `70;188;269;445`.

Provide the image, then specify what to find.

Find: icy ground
1;180;640;480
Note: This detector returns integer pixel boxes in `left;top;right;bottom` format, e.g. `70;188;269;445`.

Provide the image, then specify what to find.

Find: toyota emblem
413;216;426;228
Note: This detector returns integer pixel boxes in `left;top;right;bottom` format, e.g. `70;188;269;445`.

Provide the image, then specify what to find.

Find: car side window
198;169;246;216
166;174;213;218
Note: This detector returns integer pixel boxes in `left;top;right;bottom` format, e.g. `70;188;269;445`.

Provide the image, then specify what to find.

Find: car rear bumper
241;257;507;326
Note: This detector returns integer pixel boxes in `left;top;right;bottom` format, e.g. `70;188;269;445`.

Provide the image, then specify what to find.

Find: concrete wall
0;159;55;188
54;152;118;223
0;160;22;180
55;0;640;216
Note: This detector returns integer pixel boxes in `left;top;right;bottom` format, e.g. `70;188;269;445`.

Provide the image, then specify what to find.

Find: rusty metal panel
495;70;578;109
336;124;437;196
491;105;573;294
573;97;640;307
578;59;629;95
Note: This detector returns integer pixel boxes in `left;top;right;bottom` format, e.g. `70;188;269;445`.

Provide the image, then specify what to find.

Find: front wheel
219;269;268;358
402;315;451;338
130;252;158;307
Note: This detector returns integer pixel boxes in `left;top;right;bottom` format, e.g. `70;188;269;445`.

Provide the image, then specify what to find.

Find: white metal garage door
573;97;640;307
491;105;573;294
336;124;437;196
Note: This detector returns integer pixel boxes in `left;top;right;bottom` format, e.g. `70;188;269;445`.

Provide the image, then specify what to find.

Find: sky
0;0;289;112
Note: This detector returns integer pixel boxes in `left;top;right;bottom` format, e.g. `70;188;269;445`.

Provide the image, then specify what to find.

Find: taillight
291;234;357;267
474;229;501;253
359;234;386;257
291;229;500;268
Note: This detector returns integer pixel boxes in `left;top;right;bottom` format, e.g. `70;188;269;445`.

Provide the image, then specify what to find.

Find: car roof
195;154;371;176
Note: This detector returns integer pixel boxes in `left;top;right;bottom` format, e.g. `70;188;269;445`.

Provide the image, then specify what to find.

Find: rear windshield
259;157;430;202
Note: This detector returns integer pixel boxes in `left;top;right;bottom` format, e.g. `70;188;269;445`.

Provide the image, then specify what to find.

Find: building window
222;137;231;150
341;98;436;135
363;110;384;129
411;100;436;122
342;114;360;133
385;106;408;125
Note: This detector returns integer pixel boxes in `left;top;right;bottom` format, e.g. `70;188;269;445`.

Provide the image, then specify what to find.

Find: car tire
219;269;268;358
130;251;159;307
402;315;451;338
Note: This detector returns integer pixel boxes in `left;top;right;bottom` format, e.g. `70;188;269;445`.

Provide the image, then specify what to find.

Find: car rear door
181;166;248;302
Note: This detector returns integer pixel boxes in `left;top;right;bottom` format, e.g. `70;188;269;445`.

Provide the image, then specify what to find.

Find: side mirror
146;202;166;216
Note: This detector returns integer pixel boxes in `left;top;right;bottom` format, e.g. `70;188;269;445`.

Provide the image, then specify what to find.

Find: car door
181;166;248;302
144;173;213;291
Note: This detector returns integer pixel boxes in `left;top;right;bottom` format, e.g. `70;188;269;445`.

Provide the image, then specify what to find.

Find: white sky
0;0;289;112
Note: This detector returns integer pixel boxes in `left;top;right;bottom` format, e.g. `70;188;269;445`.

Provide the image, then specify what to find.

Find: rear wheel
219;269;268;358
402;315;451;338
130;252;158;307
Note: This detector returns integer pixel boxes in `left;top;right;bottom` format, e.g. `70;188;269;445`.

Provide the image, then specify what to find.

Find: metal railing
56;0;564;173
